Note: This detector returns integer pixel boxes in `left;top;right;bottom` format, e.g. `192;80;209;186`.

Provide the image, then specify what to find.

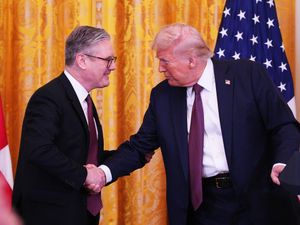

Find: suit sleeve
102;150;116;159
250;62;300;163
21;90;87;190
103;89;160;180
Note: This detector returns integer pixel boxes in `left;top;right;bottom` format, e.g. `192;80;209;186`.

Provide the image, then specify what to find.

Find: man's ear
76;53;87;69
189;56;196;68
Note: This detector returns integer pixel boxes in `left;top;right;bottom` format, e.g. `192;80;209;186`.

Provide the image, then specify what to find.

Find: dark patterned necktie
86;95;102;216
189;83;204;210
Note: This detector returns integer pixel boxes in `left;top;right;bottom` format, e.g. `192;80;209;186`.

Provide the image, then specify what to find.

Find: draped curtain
0;1;295;224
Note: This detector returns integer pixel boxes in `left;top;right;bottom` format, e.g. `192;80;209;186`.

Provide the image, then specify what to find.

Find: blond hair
152;23;213;59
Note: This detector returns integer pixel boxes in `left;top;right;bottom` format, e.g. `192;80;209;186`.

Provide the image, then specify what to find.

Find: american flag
214;0;296;115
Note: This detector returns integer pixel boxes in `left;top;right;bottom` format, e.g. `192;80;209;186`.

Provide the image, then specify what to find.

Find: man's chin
167;79;179;87
99;80;110;88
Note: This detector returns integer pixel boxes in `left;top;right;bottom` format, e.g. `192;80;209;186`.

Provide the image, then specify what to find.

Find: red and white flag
0;96;13;208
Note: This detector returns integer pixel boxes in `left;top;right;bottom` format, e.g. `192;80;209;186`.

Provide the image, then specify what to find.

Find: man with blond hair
97;23;300;225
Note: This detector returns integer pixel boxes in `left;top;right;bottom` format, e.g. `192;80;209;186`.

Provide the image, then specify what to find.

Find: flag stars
280;43;285;52
267;18;275;29
232;52;240;60
263;58;272;68
249;55;256;61
252;14;260;24
277;82;286;92
264;39;273;48
216;48;225;58
250;35;258;45
235;31;243;41
215;1;294;103
223;7;231;17
219;27;228;38
279;62;287;72
267;0;274;8
237;10;246;21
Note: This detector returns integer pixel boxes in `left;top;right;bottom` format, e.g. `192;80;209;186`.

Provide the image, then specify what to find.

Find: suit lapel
170;86;189;181
58;73;89;139
59;73;104;165
213;59;234;168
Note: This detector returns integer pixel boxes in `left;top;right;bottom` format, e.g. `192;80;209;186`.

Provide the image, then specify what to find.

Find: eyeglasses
84;54;117;68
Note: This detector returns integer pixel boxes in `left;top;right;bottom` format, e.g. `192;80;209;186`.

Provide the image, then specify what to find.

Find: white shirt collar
187;58;215;96
64;69;89;104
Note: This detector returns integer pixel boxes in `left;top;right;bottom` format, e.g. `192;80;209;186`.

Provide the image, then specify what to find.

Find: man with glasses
12;26;117;225
83;54;117;68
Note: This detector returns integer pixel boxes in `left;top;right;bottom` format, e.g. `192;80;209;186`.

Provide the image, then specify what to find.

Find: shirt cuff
272;163;286;169
99;165;112;183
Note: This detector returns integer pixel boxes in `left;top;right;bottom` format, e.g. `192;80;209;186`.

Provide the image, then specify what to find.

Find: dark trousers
270;186;300;225
188;183;252;225
187;182;300;225
87;211;100;225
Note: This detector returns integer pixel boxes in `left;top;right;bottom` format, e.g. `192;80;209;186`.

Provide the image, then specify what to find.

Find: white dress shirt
64;70;89;122
186;59;229;177
64;70;111;182
103;59;229;183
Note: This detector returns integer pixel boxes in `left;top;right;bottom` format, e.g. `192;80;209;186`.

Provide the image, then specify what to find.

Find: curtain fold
0;1;295;224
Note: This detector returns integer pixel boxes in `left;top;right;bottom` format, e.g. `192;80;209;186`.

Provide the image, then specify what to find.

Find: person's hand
0;177;23;225
84;164;106;193
0;210;23;225
270;164;286;185
145;151;155;163
298;195;300;203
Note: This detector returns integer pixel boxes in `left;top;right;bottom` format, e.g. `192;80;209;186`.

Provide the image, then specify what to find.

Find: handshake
82;151;155;194
84;164;106;194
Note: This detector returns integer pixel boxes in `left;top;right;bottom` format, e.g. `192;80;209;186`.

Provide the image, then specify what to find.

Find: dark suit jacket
12;73;112;225
104;59;300;225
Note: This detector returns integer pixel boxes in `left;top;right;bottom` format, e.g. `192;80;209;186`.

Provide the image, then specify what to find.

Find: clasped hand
84;164;106;194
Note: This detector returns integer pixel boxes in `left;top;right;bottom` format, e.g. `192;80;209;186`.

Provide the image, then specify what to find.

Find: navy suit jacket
104;59;300;225
12;73;113;225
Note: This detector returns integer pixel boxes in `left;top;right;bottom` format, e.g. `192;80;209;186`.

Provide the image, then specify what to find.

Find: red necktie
86;95;102;216
189;84;204;210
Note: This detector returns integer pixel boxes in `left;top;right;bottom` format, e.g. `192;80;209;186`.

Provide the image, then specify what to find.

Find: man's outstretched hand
84;164;106;194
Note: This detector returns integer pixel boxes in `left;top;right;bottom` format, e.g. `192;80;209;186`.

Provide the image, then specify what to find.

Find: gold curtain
0;1;295;225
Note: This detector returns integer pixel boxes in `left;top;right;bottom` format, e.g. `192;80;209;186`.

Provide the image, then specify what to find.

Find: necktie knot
86;94;92;107
193;83;203;95
86;95;94;127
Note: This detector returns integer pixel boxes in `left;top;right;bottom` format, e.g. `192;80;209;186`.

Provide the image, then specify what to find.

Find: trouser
87;211;100;225
188;174;253;225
